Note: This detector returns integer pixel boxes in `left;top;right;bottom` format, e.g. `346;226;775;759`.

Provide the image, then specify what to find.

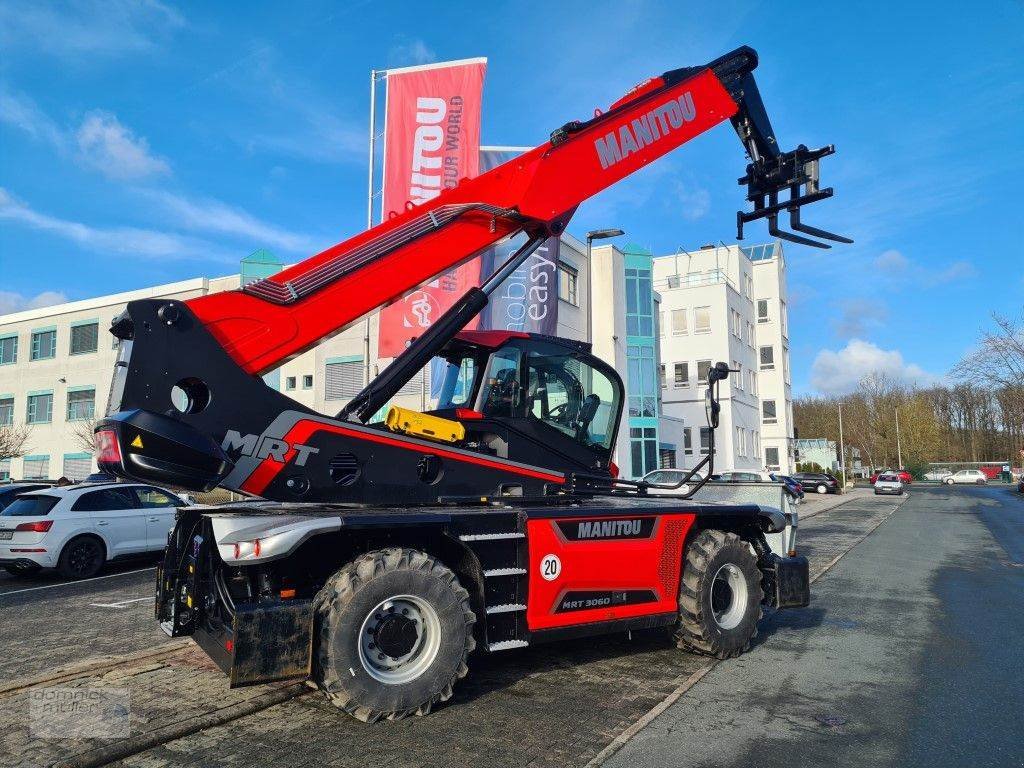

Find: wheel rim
357;595;441;685
710;563;748;630
817;484;827;494
68;540;102;576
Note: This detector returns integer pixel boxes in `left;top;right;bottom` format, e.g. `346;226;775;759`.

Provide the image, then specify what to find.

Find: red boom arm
186;65;738;375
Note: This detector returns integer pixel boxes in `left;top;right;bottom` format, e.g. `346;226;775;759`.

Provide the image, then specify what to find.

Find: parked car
870;469;912;484
923;469;952;482
0;483;186;579
793;472;841;494
713;470;803;504
0;483;57;512
873;473;904;496
641;469;702;495
943;469;987;486
1017;476;1024;494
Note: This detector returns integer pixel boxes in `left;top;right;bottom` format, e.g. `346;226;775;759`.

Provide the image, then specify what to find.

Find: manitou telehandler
95;46;849;722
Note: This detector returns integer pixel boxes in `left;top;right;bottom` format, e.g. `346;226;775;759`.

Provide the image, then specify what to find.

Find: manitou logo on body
594;91;697;170
221;430;320;466
557;517;656;541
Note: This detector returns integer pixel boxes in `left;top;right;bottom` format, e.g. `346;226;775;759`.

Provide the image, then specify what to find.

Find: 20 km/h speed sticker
540;554;561;581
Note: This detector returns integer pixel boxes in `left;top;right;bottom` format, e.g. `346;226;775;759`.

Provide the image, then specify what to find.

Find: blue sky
1;0;1021;395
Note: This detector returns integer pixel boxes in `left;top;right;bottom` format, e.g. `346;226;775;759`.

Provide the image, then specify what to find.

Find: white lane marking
89;596;155;609
0;567;156;597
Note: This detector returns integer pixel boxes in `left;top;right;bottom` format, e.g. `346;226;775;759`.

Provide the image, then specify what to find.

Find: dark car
0;483;56;512
793;472;841;495
773;474;805;501
1018;477;1024;494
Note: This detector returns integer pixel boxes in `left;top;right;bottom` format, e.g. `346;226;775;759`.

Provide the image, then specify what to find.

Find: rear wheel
312;548;475;722
816;484;828;494
674;530;763;659
56;535;105;579
944;478;955;485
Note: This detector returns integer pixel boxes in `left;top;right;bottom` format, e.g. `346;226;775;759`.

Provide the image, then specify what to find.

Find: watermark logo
29;686;130;739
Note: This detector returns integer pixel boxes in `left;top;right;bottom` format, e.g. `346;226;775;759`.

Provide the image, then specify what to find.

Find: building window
747;321;755;348
23;455;49;479
625;268;653;337
674;362;689;388
112;334;120;349
629;426;658;478
757;300;769;323
699;427;711;455
762;399;777;424
694;306;711;333
697;359;712;386
731;361;743;390
760;345;775;370
749;370;758;395
63;453;92;481
627;345;657;417
783;347;790;384
0;458;9;482
731;309;741;338
302;374;313;389
67;389;95;421
765;446;780;471
558;262;579;306
781;300;788;338
659;364;666;390
285;376;296;390
0;335;16;365
31;329;56;361
659;311;666;337
659;448;677;469
325;359;365;401
671;308;688;335
70;322;99;355
683;427;693;455
736;426;746;457
0;397;13;426
27;392;53;424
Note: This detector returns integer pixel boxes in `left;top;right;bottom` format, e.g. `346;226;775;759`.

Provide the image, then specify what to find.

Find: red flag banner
376;58;487;358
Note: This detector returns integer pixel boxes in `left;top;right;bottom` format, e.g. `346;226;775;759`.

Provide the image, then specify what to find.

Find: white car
943;469;987;486
641;469;702;495
923;469;952;481
873;473;904;496
0;482;186;579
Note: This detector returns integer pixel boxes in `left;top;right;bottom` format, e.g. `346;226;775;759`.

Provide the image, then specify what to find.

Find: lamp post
895;407;903;470
838;400;847;488
585;229;625;342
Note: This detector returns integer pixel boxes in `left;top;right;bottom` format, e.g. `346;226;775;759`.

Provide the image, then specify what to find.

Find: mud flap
194;600;314;687
766;555;810;609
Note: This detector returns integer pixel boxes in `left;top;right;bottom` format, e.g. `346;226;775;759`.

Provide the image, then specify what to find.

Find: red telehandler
95;46;849;722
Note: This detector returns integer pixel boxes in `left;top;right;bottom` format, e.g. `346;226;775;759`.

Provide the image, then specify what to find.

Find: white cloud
387;38;437;67
833;297;888;339
673;180;710;221
873;249;909;272
0;0;184;60
146;190;316;254
0;89;66;148
810;339;934;396
0;187;234;263
0;290;68;317
871;249;978;288
75;111;170;180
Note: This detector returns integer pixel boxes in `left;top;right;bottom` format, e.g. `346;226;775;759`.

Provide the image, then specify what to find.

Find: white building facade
653;241;794;475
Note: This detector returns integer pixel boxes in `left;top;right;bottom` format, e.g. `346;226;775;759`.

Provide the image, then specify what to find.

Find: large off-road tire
56;535;105;579
312;547;476;722
674;530;763;659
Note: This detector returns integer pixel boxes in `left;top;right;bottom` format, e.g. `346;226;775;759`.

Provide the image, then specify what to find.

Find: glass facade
623;246;660;479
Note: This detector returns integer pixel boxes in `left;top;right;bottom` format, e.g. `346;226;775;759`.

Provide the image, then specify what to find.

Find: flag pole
363;68;379;387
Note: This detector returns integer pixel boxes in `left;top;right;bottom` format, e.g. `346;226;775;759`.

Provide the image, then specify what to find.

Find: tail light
95;429;122;465
15;520;54;533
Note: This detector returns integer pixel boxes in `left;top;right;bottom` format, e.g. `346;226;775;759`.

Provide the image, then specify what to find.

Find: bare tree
0;424;31;463
68;416;98;454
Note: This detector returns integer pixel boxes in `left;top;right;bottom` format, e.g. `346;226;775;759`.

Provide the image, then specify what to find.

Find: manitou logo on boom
222;430;320;466
594;90;696;170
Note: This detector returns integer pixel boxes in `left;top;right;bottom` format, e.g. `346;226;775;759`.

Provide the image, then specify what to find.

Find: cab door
132;487;183;549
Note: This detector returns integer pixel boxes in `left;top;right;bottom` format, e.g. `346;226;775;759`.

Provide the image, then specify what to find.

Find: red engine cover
526;513;695;630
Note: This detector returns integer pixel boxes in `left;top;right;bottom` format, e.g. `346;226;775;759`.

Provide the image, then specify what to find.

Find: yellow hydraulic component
385;406;465;444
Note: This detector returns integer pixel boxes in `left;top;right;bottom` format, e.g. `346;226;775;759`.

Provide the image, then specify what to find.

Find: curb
587;494;908;767
797;489;871;521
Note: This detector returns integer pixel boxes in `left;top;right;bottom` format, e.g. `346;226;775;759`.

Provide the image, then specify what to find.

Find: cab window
477;347;522;418
524;350;619;451
436;356;477;410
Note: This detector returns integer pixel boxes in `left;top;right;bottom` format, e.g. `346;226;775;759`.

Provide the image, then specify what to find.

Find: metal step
459;532;524;541
486;603;527;615
483;567;527;578
488;639;529;652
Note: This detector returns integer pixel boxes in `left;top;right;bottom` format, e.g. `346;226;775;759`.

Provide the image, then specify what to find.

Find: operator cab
432;331;623;473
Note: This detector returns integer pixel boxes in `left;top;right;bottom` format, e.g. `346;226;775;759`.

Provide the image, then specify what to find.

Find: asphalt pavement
604;484;1024;768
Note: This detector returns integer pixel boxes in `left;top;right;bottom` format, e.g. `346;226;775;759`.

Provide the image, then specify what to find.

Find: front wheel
816;484;828;494
944;478;955;485
312;548;476;722
674;530;763;659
